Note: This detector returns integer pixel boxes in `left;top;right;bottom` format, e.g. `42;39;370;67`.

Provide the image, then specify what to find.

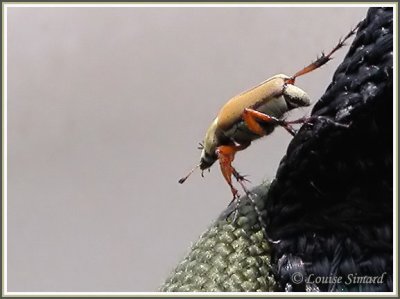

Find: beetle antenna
289;22;360;83
178;164;201;184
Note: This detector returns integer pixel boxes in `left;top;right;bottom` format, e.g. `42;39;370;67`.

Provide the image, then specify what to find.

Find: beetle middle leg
242;108;298;136
284;115;352;131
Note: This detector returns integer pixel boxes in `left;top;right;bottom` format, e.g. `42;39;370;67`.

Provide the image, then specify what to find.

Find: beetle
179;25;358;222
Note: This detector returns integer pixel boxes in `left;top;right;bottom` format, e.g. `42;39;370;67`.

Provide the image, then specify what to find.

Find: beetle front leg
216;143;249;222
242;108;297;136
216;144;248;197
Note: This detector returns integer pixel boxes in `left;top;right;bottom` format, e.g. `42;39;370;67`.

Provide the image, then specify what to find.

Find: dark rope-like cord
264;7;393;292
161;7;393;292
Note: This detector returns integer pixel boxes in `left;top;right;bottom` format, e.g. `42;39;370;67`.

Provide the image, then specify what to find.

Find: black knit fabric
161;7;393;293
263;7;393;292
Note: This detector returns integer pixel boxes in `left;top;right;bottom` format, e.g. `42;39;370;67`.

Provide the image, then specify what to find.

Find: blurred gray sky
7;6;368;292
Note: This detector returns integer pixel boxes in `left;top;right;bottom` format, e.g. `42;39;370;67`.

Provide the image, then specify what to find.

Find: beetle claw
225;207;239;223
225;191;241;223
232;169;251;183
238;174;251;183
230;209;239;223
308;116;353;129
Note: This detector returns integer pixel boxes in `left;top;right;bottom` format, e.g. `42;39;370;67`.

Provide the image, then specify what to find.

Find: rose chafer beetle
179;25;359;222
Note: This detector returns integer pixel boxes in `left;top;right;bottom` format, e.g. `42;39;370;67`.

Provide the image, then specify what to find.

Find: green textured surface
160;181;276;292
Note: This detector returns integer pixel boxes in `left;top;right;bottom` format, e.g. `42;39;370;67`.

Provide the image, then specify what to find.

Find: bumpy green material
160;182;276;292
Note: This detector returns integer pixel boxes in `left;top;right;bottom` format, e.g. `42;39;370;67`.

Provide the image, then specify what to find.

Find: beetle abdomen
257;94;288;118
283;84;311;108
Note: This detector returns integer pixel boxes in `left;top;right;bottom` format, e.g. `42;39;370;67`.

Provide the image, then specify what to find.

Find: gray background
7;6;368;292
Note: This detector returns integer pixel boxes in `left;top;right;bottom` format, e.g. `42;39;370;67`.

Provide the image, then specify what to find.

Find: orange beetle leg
243;108;297;136
216;143;249;222
288;23;359;83
242;108;271;136
216;144;245;198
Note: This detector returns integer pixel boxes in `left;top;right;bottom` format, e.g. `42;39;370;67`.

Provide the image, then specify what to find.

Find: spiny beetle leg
225;191;240;223
242;108;270;136
242;108;281;136
233;169;251;183
295;115;352;129
289;23;360;82
243;108;297;136
313;116;352;129
228;167;253;223
233;170;253;198
216;143;249;194
233;170;281;243
216;145;239;195
216;144;248;224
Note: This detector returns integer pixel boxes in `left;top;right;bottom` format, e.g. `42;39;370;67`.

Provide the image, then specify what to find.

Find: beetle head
199;149;217;170
179;117;220;184
178;144;216;184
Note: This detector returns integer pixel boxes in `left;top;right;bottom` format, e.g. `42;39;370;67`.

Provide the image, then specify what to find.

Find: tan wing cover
217;75;287;130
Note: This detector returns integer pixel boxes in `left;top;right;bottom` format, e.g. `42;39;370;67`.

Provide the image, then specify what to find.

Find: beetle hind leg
289;23;359;83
